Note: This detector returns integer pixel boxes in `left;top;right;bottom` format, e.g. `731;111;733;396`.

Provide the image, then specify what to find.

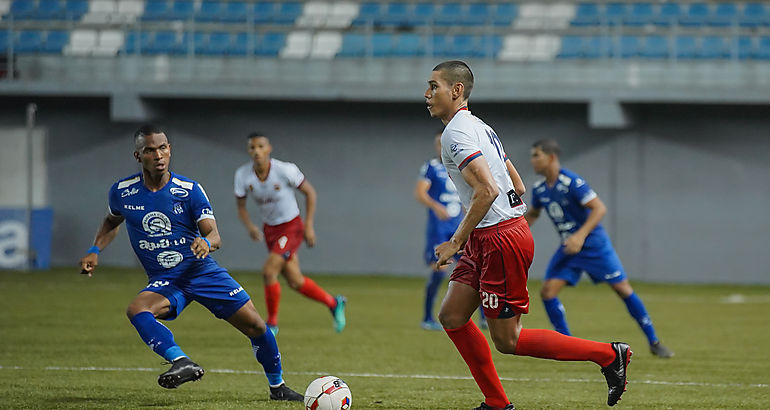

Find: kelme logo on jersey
142;212;172;237
170;187;189;198
157;251;183;268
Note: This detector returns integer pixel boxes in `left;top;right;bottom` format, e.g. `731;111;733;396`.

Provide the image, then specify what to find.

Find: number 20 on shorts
481;291;498;309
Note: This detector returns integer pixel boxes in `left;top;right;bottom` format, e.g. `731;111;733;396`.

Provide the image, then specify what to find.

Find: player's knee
437;311;463;330
287;279;303;290
490;333;518;354
540;286;557;300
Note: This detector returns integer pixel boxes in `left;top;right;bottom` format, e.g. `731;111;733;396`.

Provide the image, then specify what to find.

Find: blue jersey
108;172;220;279
530;168;610;248
419;159;463;232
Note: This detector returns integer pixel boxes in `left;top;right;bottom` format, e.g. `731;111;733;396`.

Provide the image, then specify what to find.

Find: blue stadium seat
476;35;502;57
371;33;393;56
352;2;382;26
736;36;754;59
408;3;434;26
64;0;88;20
143;1;171;21
615;35;641;58
0;31;10;53
698;36;729;58
680;3;710;27
42;30;69;53
145;31;177;54
338;33;366;57
7;0;36;19
445;35;475;57
492;3;517;26
755;36;770;59
674;36;698;59
36;0;64;20
16;30;44;53
654;3;682;26
196;1;221;22
624;3;654;26
641;35;669;58
223;2;251;23
256;32;285;56
273;2;301;24
709;3;737;27
572;3;601;26
392;33;422;56
430;35;448;56
435;3;462;26
464;3;490;26
168;1;196;21
200;32;230;55
124;31;152;54
605;3;626;26
584;36;610;58
228;32;252;55
740;3;765;28
378;2;409;26
558;36;583;58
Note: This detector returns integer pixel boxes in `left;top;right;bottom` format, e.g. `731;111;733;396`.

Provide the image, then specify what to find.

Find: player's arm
434;158;499;267
192;218;220;259
236;196;262;241
297;179;317;247
414;179;449;220
79;213;124;277
524;207;541;226
563;196;607;255
505;158;526;197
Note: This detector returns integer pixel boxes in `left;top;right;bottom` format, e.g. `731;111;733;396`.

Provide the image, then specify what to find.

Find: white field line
1;365;767;389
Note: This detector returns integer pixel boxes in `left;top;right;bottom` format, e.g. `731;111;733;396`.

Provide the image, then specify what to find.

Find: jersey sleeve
191;183;216;222
233;168;247;198
418;161;433;182
442;128;482;171
284;162;306;188
529;187;542;210
571;176;598;205
107;184;122;217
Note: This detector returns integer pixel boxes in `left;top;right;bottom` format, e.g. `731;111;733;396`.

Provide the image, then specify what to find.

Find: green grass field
1;268;769;409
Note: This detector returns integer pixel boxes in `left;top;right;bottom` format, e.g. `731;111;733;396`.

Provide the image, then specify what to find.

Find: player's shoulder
559;168;587;188
271;158;301;173
532;176;547;190
235;162;253;176
112;172;142;192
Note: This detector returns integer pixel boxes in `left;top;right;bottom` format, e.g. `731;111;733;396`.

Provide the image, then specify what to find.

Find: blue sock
543;297;571;335
129;311;186;362
250;329;284;386
623;293;658;344
478;305;486;320
424;270;445;322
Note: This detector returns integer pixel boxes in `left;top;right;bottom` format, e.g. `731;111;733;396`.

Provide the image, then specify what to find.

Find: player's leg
422;229;446;330
225;300;303;401
126;289;203;388
541;278;571;335
610;279;674;358
262;252;285;333
440;280;511;410
282;254;346;333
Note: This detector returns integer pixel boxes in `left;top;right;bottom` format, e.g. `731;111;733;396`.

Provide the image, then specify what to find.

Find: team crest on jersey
157;250;183;268
273;184;281;191
142;212;172;237
173;202;184;215
170;187;189;198
450;143;459;154
248;184;254;192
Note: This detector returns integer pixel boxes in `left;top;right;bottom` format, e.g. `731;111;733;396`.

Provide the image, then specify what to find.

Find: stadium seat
116;0;144;23
698;36;729;59
392;33;423;56
529;35;560;61
435;3;462;26
408;3;434;26
605;3;626;26
93;29;123;56
558;35;583;58
16;30;43;53
142;1;170;21
476;35;502;58
273;2;302;24
624;2;653;26
674;36;698;59
736;36;754;59
641;35;669;59
124;31;152;54
654;3;682;26
445;35;475;57
200;32;230;55
337;33;366;57
492;3;517;27
378;2;409;26
168;1;195;21
755;36;770;59
464;3;490;26
371;32;393;56
281;30;311;58
145;31;177;54
196;0;221;22
64;0;88;19
310;31;342;59
615;35;640;58
352;2;381;26
572;3;600;26
679;3;710;27
709;3;737;27
64;29;97;55
228;32;250;55
253;2;275;24
325;2;358;29
256;32;285;56
223;1;251;23
7;0;36;19
740;3;765;28
583;36;610;58
0;0;10;18
42;30;69;53
296;1;328;28
36;0;65;20
0;30;9;53
498;35;530;61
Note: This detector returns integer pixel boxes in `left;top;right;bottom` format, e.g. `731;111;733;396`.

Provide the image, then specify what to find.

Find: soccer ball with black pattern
303;376;352;410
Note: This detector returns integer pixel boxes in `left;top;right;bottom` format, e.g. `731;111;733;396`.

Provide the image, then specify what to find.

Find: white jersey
234;158;305;226
441;109;527;228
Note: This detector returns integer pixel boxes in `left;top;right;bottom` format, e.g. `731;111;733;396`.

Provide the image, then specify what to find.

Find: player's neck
544;165;560;185
142;170;170;192
442;102;469;124
253;159;271;180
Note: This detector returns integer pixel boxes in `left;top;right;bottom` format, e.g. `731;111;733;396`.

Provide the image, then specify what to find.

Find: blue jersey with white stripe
108;172;220;279
530;168;610;246
419;158;463;231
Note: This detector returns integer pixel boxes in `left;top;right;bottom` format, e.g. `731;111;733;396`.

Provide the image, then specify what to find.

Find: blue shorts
142;267;251;321
424;226;455;265
545;244;627;286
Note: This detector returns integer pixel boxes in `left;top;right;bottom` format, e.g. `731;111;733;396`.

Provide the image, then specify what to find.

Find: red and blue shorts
450;217;534;319
264;216;304;260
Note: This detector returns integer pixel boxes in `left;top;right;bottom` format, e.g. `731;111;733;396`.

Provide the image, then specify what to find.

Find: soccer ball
303;376;352;410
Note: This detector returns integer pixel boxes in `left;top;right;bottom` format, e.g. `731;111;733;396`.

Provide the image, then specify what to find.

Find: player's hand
562;234;585;255
248;225;263;242
79;253;98;277
434;205;450;221
304;226;316;247
434;239;463;269
191;237;211;259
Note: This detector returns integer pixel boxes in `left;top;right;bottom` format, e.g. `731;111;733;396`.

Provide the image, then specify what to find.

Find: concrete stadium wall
0;98;766;284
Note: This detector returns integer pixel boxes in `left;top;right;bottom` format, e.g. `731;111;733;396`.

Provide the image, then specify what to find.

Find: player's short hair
247;131;266;140
532;139;561;157
432;60;474;100
134;124;165;150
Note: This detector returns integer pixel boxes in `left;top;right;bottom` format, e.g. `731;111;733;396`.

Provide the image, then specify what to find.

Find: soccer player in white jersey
234;132;346;335
426;61;632;409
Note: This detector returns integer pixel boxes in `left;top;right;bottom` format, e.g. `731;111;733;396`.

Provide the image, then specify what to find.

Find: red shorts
263;216;304;260
450;217;534;319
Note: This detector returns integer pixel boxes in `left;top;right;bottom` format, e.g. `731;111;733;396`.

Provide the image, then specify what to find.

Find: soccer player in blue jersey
414;131;486;330
524;139;674;358
78;125;304;400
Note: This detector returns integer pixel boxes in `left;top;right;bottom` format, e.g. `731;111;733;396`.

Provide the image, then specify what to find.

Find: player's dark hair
532;139;561;157
134;124;163;140
432;60;474;100
247;132;266;139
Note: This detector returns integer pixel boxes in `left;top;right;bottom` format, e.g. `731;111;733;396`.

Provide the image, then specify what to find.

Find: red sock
298;277;336;309
514;328;615;367
264;282;281;326
445;320;509;409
